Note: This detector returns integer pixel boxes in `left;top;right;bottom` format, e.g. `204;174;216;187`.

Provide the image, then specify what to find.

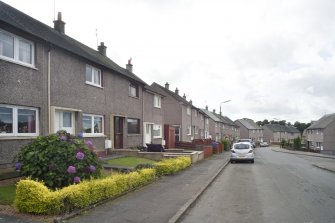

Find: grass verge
0;184;16;205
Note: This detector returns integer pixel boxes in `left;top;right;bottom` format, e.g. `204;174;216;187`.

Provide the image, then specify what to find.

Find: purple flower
67;165;76;174
60;135;67;141
74;176;81;183
15;162;22;170
76;152;85;160
69;138;74;144
85;140;94;149
89;165;96;173
77;132;83;138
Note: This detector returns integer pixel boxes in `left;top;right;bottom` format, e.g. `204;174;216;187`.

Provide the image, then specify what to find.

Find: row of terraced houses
0;2;243;168
1;2;334;168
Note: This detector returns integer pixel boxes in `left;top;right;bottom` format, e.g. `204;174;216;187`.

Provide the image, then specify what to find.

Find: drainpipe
142;86;144;146
48;45;51;134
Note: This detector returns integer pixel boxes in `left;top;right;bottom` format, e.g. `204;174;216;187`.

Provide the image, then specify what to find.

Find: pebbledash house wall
0;30;144;167
143;90;164;145
323;121;335;155
49;47;143;150
0;31;49;167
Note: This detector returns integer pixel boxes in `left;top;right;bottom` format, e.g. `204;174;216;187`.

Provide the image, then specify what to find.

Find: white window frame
153;94;161;108
186;106;191;115
129;83;139;98
0;29;35;67
153;124;162;138
206;118;209;125
85;64;102;87
82;114;104;136
186;126;191;135
194;126;199;135
0;104;39;137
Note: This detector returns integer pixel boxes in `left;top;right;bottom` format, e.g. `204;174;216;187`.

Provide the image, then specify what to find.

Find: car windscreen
234;144;250;150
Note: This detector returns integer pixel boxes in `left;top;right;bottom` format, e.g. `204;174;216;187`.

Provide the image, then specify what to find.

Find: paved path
64;153;230;223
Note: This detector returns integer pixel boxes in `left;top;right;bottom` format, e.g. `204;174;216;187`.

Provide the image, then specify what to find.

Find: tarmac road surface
180;147;335;223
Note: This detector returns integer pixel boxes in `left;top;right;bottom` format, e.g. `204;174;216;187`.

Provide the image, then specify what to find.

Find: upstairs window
85;65;101;87
154;95;161;108
0;29;34;66
129;83;139;98
187;126;191;135
206;118;209;125
186;106;191;115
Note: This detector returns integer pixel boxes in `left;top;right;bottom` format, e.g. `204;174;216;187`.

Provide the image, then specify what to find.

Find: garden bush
15;168;157;214
15;157;190;214
15;130;101;189
154;156;191;176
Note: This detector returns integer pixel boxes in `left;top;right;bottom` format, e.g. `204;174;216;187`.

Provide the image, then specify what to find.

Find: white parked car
260;142;269;147
230;142;255;163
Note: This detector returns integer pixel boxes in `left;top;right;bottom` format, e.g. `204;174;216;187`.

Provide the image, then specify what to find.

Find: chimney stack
175;88;179;95
189;100;192;104
183;93;186;100
165;82;169;90
206;105;208;110
53;12;65;34
213;109;216;113
98;42;107;56
126;58;133;73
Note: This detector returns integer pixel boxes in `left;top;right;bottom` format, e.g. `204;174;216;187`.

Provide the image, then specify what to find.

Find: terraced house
263;124;300;144
235;118;263;142
0;2;154;167
306;113;335;155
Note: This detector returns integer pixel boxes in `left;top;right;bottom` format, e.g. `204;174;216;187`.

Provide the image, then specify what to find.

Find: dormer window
0;29;35;67
85;65;101;87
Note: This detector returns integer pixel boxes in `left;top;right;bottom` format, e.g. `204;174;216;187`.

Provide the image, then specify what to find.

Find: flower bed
14;157;191;215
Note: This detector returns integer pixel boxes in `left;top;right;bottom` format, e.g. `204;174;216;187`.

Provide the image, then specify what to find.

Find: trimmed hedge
15;157;191;214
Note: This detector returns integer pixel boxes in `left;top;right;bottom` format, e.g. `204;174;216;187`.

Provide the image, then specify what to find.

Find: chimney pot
126;58;133;73
98;42;107;56
206;105;208;110
189;100;192;104
175;88;179;95
213;109;216;113
183;93;186;99
53;12;65;34
165;82;169;90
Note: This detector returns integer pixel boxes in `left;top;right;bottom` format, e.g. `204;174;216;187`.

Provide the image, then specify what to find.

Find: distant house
235;118;263;142
199;107;221;141
214;114;240;141
0;2;148;167
306;113;335;155
151;82;197;142
263;124;300;144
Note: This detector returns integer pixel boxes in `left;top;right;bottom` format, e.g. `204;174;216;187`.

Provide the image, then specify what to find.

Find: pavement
271;147;335;173
1;148;334;223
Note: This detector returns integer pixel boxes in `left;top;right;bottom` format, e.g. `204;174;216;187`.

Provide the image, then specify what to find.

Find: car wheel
230;160;235;164
251;160;254;164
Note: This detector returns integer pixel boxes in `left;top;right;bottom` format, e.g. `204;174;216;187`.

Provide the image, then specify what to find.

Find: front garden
1;131;192;216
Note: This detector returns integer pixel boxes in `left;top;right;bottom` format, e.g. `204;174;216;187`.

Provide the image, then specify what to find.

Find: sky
3;0;335;124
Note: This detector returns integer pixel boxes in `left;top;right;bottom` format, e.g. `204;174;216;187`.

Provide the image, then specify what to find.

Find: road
180;147;335;223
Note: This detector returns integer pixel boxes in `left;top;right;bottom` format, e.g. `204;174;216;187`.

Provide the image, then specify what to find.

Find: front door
144;123;152;145
114;116;124;149
54;110;75;134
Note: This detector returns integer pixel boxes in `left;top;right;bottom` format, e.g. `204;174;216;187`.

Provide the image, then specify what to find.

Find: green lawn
105;156;156;167
0;184;16;205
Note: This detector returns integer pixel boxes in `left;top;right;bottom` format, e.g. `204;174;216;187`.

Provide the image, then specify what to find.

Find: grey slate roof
144;85;167;97
236;118;262;130
0;1;146;85
199;109;221;122
307;113;335;129
151;82;193;107
213;113;238;127
265;124;300;133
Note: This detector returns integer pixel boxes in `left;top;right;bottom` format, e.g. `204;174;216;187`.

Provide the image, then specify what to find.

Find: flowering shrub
15;130;101;189
154;156;191;176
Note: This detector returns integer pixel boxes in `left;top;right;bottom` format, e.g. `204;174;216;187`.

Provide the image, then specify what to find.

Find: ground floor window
82;114;104;136
127;118;140;134
54;110;75;134
0;104;38;136
153;124;162;138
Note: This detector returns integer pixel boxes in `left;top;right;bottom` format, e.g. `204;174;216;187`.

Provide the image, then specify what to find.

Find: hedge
15;157;191;214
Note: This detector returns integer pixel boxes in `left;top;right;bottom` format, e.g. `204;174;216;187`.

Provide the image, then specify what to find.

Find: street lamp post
220;100;231;140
